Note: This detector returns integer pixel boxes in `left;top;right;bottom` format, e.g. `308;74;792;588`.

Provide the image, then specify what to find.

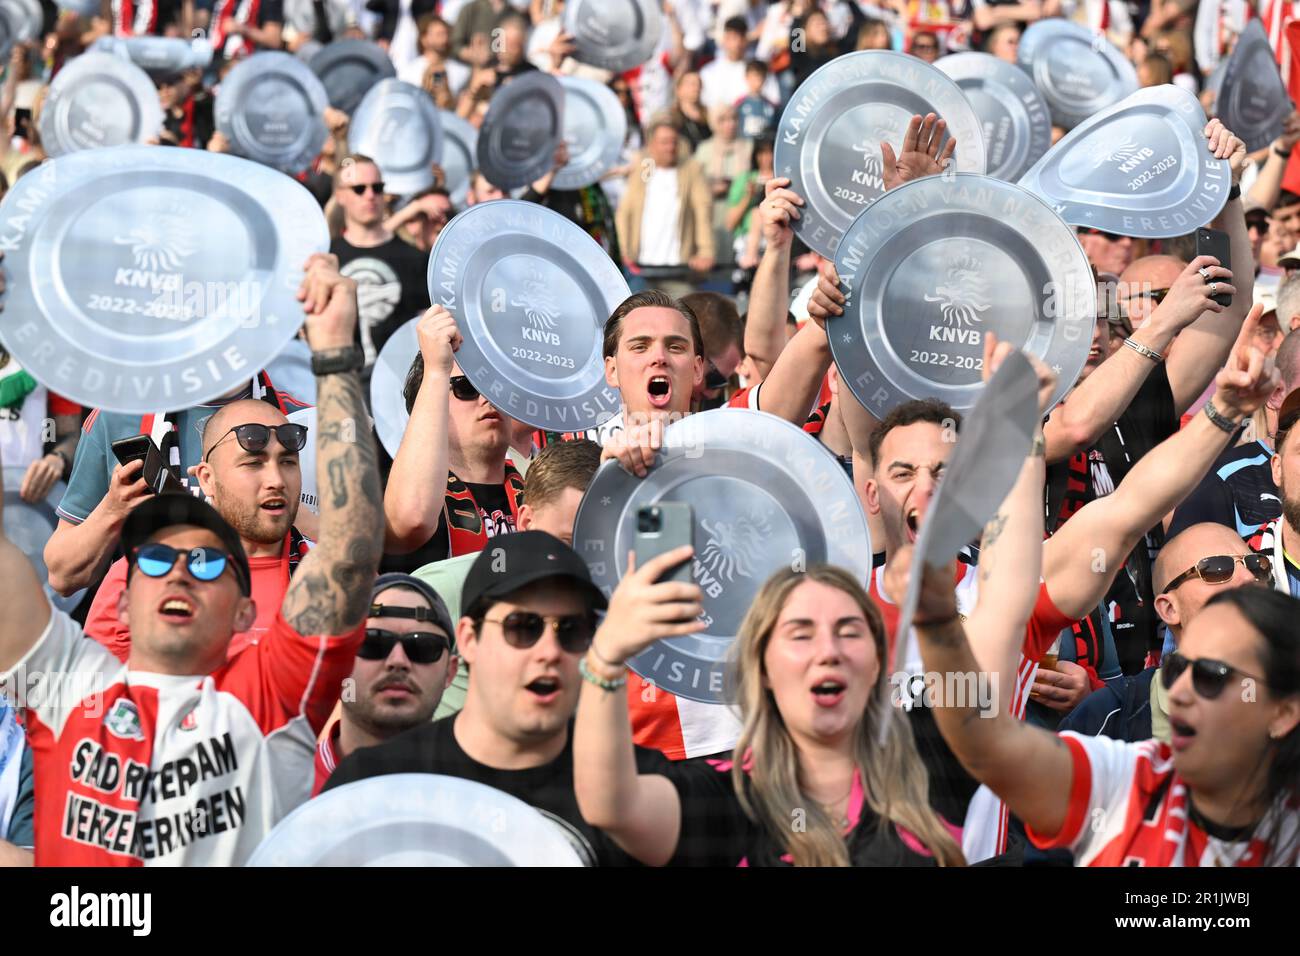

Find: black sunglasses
1082;228;1125;242
1161;651;1264;700
1162;553;1272;593
359;628;450;664
480;611;596;654
349;182;385;195
1131;287;1172;305
132;543;246;591
204;422;308;462
450;375;480;402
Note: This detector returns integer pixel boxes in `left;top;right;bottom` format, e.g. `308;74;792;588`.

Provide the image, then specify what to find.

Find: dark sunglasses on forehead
1161;651;1265;700
204;422;308;462
449;375;480;402
1162;553;1272;593
480;611;596;654
358;629;450;664
349;182;386;195
1081;227;1125;242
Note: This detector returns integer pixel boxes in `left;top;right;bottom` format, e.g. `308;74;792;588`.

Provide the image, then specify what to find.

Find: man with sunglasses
0;257;386;864
82;404;313;662
323;531;669;865
1242;388;1300;598
383;306;522;573
1061;522;1274;744
331;154;431;369
1077;227;1136;277
312;574;458;796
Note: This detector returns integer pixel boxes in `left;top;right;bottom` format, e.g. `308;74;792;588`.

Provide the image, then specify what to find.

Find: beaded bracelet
579;656;627;692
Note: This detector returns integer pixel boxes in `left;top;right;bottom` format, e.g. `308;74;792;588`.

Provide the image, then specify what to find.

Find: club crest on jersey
104;699;145;741
179;705;198;732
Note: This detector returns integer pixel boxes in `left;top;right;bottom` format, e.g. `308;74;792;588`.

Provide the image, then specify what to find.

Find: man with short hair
383;187;454;253
700;17;776;112
1245;388;1300;596
1171;331;1300;538
680;291;743;409
1277;273;1300;332
1077;228;1136;277
615;119;715;300
44;372;309;597
83;398;313;660
0;257;385;865
1060;522;1273;742
312;574;458;795
1270;190;1300;254
465;170;505;206
383;307;521;573
323;531;669;865
331;155;431;368
415;439;603;719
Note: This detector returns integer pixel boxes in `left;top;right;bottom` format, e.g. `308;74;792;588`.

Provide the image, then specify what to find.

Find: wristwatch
311;345;364;376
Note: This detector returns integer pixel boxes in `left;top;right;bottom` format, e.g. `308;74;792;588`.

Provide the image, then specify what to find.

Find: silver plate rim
215;50;330;174
562;0;662;74
308;38;396;113
1017;19;1138;130
39;52;164;157
475;72;565;191
553;75;627;191
350;79;445;197
936;51;1053;182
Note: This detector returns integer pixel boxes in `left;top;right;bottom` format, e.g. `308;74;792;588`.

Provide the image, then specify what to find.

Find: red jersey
5;606;360;865
311;718;342;798
1029;734;1299;866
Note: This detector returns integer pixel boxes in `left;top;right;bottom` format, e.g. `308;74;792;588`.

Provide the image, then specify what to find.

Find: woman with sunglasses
574;552;965;867
905;541;1300;866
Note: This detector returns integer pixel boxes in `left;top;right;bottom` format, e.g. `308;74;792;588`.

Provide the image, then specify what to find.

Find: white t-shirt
397;55;470;95
639;167;683;266
699;56;777;111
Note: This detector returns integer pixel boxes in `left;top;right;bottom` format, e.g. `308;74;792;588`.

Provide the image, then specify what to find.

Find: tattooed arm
280;257;385;637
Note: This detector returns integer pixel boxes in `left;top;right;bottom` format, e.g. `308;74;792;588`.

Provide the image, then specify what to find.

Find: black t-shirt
661;757;943;867
1046;364;1177;676
1168;437;1280;539
381;478;518;574
330;235;430;367
321;716;668;866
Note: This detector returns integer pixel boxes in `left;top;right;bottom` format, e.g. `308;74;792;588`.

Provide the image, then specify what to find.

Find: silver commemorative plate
350;79;444;197
892;352;1038;678
833;172;1093;417
1218;19;1292;153
936;51;1051;182
3;467;84;613
93;35;214;76
370;315;417;459
1019;85;1231;238
247;774;587;866
476;72;565;191
562;0;662;74
1018;19;1138;130
427;200;624;431
54;0;99;14
0;9;13;64
773;50;986;258
38;52;163;157
0;146;329;414
3;0;41;43
574;409;870;705
309;38;396;114
554;76;627;190
216;52;330;174
438;109;478;207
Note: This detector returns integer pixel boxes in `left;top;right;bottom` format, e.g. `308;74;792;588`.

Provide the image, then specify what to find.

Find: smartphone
110;435;181;495
1195;227;1233;307
110;434;153;469
634;503;694;585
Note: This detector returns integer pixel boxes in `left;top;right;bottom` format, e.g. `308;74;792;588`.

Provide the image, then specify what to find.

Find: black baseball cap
370;573;456;643
121;492;252;596
461;531;608;619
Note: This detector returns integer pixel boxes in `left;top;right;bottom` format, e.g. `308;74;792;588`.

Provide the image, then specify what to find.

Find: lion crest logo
699;511;771;583
113;207;198;272
510;267;561;331
1088;137;1144;171
922;255;991;328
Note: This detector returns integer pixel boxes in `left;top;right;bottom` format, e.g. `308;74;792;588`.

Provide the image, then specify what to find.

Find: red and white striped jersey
3;606;361;866
1028;734;1299;866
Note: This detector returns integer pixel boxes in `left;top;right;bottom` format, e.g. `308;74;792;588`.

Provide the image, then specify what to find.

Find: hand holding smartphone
633;503;694;585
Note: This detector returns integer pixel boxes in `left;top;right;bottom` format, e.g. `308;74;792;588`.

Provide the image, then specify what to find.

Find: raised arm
1044;255;1233;462
1243;114;1300;212
280;257;384;637
742;178;802;379
899;546;1076;837
573;547;704;866
1163;120;1251;415
1043;308;1279;622
383;307;458;554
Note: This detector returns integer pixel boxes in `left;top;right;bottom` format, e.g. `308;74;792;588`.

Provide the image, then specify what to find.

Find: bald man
83;398;313;661
1059;523;1271;743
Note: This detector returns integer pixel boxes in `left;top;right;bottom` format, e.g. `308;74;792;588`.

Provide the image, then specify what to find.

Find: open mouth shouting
905;507;921;544
646;375;672;409
524;675;563;705
1169;716;1198;753
260;496;288;518
157;594;196;624
811;677;847;709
